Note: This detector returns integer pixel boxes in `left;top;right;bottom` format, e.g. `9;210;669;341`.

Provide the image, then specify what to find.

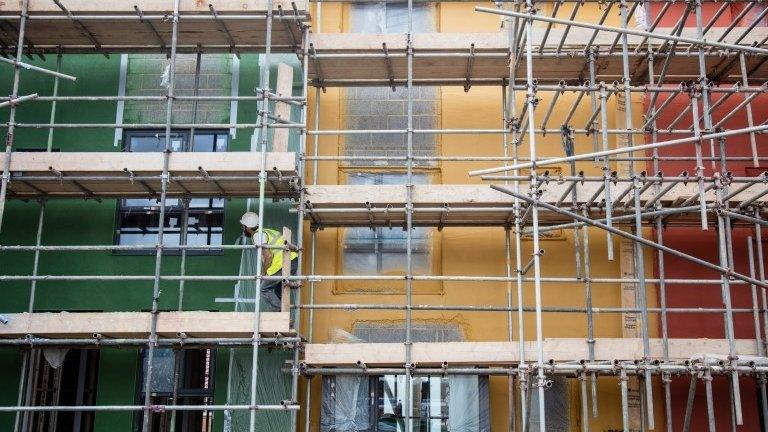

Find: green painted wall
0;53;302;431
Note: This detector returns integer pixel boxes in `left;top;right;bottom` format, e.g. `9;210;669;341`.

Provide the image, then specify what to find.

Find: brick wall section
351;321;463;342
342;86;439;167
124;54;232;125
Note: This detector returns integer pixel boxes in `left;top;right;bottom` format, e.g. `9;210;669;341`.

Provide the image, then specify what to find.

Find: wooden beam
303;184;767;226
0;311;292;338
272;63;294;153
308;29;768;85
0;1;308;55
0;0;300;13
615;92;640;340
2;151;295;174
2;151;297;198
306;184;766;208
281;226;293;313
305;339;759;366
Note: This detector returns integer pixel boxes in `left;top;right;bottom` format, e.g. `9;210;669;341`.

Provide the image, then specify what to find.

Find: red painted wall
644;3;768;430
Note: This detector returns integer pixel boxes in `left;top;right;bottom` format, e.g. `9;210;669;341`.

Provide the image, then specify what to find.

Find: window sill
333;279;443;295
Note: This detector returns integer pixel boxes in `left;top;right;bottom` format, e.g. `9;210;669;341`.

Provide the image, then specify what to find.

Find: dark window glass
321;374;490;432
23;349;100;432
135;348;216;432
115;130;228;254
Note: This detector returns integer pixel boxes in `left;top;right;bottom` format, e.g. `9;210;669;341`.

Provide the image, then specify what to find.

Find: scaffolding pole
1;1;768;430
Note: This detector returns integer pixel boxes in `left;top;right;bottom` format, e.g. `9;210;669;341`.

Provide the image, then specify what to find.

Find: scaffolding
0;0;766;431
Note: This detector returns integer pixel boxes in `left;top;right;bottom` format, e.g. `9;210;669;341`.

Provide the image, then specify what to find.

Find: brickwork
124;54;232;125
344;2;438;168
342;86;439;167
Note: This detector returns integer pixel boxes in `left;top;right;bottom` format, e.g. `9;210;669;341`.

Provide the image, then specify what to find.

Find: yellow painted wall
300;3;661;431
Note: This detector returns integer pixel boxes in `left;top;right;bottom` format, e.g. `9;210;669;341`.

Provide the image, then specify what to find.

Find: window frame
339;85;443;173
113;129;229;256
321;373;490;432
344;1;440;34
336;4;443;294
23;348;100;432
334;170;443;295
133;347;217;432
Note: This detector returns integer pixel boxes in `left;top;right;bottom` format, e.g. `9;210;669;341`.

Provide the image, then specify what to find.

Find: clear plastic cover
349;2;436;34
42;348;69;369
141;348;175;393
320;374;490;431
124;54;233;125
230;235;281;312
528;376;570;432
222;238;292;432
321;375;372;432
342;173;433;280
322;323;489;431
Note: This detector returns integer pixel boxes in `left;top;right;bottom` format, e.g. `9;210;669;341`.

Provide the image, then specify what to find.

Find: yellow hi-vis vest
255;228;299;276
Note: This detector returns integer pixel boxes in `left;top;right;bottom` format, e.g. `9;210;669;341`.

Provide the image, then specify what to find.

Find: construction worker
239;211;298;311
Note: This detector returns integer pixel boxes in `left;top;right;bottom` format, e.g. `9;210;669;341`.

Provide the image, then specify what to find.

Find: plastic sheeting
229;235;282;312
329;322;464;345
321;374;490;432
42;348;69;369
528;377;570;432
141;348;176;393
223;237;293;432
322;317;485;430
343;173;433;277
343;226;432;276
321;375;371;432
223;347;292;432
124;54;233;125
349;2;436;34
448;375;491;431
345;3;439;171
634;4;650;30
350;321;464;344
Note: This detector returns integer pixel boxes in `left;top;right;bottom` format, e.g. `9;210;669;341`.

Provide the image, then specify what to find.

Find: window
21;349;100;432
321;323;476;431
343;3;439;169
339;173;439;293
351;321;463;343
528;376;570;432
343;173;431;275
115;130;228;253
135;348;216;432
321;374;490;432
124;54;234;126
349;2;436;34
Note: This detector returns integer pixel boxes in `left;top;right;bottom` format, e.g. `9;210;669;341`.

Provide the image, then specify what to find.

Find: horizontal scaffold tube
492;185;768;289
471;124;768;176
0;274;755;285
298;304;763;314
301;363;768;376
0;337;301;347
0;404;299;413
475;6;768;55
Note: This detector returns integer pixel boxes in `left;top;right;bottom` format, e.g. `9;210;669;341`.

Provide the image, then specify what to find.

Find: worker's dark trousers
261;259;299;312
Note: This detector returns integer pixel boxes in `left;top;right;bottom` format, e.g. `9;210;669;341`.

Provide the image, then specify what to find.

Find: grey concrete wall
342;86;439;167
124;54;232;125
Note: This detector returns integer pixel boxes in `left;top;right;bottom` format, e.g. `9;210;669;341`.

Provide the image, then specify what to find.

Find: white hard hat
240;211;260;228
